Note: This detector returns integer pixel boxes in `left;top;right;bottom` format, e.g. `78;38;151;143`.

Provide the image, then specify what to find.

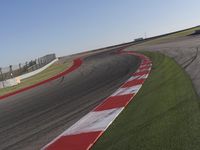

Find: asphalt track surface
0;49;140;150
126;35;200;96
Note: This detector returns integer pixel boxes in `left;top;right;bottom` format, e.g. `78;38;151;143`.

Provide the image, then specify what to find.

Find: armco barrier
0;58;82;100
42;51;152;150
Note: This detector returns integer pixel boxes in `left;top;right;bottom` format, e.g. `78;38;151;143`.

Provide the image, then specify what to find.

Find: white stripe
137;68;151;72
41;108;123;150
127;75;140;81
127;74;148;82
111;84;142;96
137;74;148;79
42;53;151;150
140;64;152;68
63;108;123;136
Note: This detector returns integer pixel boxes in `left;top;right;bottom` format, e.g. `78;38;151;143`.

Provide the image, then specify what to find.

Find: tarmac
126;35;200;96
0;48;140;150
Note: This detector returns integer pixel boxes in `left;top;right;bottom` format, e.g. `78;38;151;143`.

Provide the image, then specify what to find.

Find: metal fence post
19;63;21;70
9;65;13;78
0;68;5;88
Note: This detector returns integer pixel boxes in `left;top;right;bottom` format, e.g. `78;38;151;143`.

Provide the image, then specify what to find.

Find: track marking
42;51;152;150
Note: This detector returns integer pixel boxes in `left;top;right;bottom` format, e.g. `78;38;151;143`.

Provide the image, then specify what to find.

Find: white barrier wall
19;58;58;80
0;58;58;89
0;78;18;89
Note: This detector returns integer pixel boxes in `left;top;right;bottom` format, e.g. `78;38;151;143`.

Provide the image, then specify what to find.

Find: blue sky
0;0;200;66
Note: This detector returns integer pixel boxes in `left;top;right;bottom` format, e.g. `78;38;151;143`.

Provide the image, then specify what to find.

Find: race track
125;35;200;96
0;49;140;150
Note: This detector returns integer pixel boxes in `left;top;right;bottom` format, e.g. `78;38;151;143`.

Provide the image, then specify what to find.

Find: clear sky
0;0;200;66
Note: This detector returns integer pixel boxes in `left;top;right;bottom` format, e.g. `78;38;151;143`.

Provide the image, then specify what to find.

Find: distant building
134;37;144;42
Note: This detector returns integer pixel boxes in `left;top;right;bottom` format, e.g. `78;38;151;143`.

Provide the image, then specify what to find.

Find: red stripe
139;65;150;70
0;58;82;100
44;131;102;150
122;79;145;88
43;51;152;150
138;67;150;72
141;60;151;65
94;94;133;111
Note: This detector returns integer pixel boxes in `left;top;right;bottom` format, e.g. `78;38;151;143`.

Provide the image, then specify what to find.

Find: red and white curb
42;51;152;150
0;58;82;100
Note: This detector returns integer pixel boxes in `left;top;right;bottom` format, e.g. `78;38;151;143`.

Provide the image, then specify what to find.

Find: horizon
1;0;200;67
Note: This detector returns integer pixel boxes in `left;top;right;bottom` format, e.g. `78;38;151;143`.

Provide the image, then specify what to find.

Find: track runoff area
42;51;152;150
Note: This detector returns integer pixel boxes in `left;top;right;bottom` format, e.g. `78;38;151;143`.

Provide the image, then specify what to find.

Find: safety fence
0;54;56;81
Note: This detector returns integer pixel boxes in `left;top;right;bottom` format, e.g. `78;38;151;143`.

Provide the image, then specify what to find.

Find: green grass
142;26;200;45
0;60;73;96
92;52;200;150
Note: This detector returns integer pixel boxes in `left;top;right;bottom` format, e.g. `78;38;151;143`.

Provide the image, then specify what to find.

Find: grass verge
142;26;200;45
0;59;73;96
92;52;200;150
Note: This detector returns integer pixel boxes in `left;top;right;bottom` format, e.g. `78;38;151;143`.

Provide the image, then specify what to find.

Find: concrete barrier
0;78;18;89
18;58;58;80
0;58;58;89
